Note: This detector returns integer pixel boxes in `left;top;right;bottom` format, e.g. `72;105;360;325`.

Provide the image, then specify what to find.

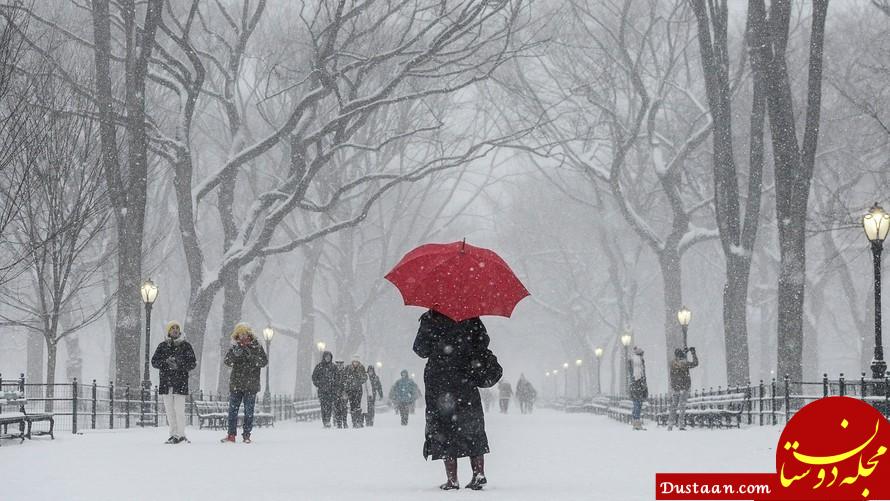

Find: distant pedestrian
516;374;537;414
388;370;419;426
668;347;699;431
151;321;197;444
311;351;337;428
221;323;268;443
498;380;513;414
414;310;502;490
627;346;648;431
333;361;349;429
481;387;494;413
344;355;368;428
365;366;384;427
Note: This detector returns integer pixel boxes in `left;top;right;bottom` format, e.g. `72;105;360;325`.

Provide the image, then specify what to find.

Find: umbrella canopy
384;240;530;322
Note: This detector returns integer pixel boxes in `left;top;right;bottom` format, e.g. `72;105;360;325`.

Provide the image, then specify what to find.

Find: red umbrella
384;240;530;322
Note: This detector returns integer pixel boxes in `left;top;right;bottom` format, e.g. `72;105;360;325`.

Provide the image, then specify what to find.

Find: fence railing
0;373;300;434
559;371;890;426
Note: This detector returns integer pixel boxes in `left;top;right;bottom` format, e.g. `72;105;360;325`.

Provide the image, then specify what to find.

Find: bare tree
748;0;828;384
688;0;765;385
0;84;113;407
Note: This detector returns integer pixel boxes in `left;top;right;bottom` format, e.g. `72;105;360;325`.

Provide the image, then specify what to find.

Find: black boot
466;456;487;490
440;458;459;490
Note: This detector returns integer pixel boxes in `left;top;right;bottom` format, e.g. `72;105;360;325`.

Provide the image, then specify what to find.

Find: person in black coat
365;365;384;427
413;309;502;491
150;321;197;444
343;355;368;428
311;351;337;428
333;360;349;429
221;323;268;443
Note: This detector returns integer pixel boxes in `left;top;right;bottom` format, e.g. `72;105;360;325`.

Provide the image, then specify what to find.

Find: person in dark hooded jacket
221;323;268;443
151;321;197;444
343;355;368;428
365;365;384;426
311;351;337;428
413;309;502;491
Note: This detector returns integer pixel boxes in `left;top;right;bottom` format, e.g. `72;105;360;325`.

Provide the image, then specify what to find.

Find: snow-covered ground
2;409;781;501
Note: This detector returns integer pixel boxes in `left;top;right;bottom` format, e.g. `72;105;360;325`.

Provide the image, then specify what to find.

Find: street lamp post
863;203;890;379
677;306;692;350
594;348;604;395
139;279;158;427
262;326;274;412
620;332;632;397
562;362;569;403
575;359;583;399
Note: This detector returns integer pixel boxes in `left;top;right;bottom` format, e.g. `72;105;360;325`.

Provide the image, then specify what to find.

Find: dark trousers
227;391;256;436
365;397;376;426
319;396;334;427
334;396;348;428
347;390;363;427
499;398;510;413
397;402;410;425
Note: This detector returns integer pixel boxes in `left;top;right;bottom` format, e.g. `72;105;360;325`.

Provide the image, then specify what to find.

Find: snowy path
2;409;781;501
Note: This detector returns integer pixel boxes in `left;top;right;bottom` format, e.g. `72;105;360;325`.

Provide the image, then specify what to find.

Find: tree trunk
216;273;244;394
659;249;683;371
724;255;752;385
185;289;215;392
294;241;324;397
44;339;57;413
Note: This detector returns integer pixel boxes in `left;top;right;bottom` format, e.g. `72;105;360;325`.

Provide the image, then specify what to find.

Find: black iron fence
0;373;299;434
561;371;890;426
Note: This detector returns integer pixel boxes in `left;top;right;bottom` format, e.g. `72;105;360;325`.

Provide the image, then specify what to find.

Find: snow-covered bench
292;399;321;422
0;391;54;445
656;391;747;429
192;400;273;429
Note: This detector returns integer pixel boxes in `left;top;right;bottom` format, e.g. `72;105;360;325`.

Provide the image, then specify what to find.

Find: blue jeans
632;399;643;420
227;391;256;436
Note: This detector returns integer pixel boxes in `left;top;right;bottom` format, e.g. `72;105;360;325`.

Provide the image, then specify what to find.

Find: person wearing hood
311;350;338;428
151;321;197;444
388;369;420;426
516;374;537;414
221;323;268;443
343;355;368;428
365;365;384;427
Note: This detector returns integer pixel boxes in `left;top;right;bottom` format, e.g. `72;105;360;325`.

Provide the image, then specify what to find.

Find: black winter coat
343;363;368;393
312;352;338;398
224;340;268;394
413;310;500;460
368;372;384;400
150;338;197;395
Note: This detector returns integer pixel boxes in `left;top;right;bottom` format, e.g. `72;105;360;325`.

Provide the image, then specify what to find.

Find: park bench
293;399;321;422
192;400;273;430
0;390;54;445
656;391;747;429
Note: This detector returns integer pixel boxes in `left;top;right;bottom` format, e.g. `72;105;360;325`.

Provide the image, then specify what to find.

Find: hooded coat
150;327;197;395
413;309;501;460
312;351;338;398
223;328;268;394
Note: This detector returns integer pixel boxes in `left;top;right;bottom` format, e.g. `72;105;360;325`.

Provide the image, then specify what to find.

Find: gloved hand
232;345;244;357
166;356;178;370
